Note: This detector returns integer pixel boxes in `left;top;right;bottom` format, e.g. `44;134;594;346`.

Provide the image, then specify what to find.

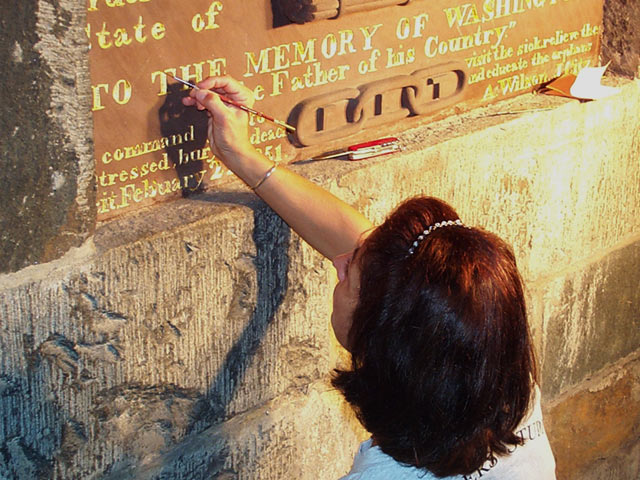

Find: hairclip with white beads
408;219;466;255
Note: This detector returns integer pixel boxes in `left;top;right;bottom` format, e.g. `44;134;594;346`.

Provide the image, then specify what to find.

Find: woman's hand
181;76;256;167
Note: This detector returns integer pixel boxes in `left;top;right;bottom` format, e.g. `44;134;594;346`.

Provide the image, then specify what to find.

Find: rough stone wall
2;80;639;479
1;1;639;479
0;0;95;274
0;198;361;479
602;0;640;77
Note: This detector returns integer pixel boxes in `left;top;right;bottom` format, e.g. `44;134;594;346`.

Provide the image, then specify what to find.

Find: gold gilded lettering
396;18;411;40
156;179;168;196
245;41;316;77
104;125;195;161
133;185;143;202
273;43;291;70
92;16;163;49
92;83;109;111
271;71;288;96
412;14;430;38
108;173;118;185
134;16;147;43
97;191;117;214
119;184;135;208
360;24;382;50
250;126;286;145
192;1;223;32
113;28;132;47
112;79;132;105
151;22;165;40
483;84;498;100
494;0;514;18
424;24;511;58
209;161;224;180
443;4;481;28
96;22;113;49
253;84;265;101
88;0;151;12
497;71;549;95
245;48;271;77
338;30;356;55
482;0;496;20
321;30;356;59
386;46;416;68
158;153;169;170
480;0;548;21
291;40;317;66
207;58;227;76
358;49;381;74
189;170;207;190
272;62;350;95
321;34;338;58
158;60;226;93
179;62;205;85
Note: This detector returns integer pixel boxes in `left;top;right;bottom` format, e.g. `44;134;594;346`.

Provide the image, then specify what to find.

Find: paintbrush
170;74;296;133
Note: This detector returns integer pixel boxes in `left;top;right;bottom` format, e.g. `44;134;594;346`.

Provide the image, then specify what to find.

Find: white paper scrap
570;64;621;100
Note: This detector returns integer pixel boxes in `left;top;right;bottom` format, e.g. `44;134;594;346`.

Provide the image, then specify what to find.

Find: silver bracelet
251;163;277;191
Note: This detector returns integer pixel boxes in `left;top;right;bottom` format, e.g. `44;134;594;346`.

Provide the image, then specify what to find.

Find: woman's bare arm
183;76;373;259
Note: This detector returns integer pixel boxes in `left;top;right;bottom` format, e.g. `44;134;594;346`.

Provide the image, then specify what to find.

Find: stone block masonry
545;352;640;480
0;199;348;478
1;0;639;478
0;1;95;273
1;79;639;479
602;0;640;78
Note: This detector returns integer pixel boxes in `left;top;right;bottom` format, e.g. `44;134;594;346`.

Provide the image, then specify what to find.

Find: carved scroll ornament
277;0;412;24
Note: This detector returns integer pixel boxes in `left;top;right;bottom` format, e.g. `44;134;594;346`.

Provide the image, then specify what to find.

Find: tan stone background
0;0;639;479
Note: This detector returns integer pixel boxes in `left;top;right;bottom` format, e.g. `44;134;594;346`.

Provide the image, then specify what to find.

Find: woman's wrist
223;143;278;190
250;163;277;191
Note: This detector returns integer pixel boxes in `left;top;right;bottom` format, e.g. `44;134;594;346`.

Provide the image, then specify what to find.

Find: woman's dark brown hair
332;196;537;477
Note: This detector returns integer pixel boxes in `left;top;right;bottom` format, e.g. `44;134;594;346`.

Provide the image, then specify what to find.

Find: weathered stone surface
0;1;94;274
532;239;640;397
602;0;640;78
0;194;342;478
102;382;366;480
545;353;640;480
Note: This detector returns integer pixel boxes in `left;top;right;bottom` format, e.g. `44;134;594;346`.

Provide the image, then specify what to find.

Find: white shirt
340;387;556;480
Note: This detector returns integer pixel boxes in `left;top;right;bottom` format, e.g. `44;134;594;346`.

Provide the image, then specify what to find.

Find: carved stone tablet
88;0;603;220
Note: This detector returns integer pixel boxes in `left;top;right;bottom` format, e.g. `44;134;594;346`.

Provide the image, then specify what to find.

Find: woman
183;77;556;479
